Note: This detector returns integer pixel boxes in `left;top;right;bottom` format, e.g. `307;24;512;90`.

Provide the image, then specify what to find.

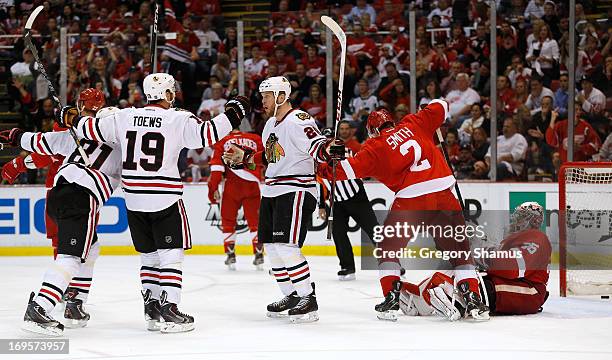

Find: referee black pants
332;188;378;272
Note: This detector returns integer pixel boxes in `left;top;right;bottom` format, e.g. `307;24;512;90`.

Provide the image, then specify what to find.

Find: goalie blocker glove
224;95;250;129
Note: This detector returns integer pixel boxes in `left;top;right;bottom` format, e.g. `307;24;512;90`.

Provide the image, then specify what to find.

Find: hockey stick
24;6;91;166
150;1;159;73
321;15;347;241
435;128;466;215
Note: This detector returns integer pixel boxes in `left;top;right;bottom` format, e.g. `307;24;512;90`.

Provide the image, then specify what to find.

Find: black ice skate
63;288;90;328
141;289;161;331
159;291;194;333
266;291;300;318
458;282;490;321
337;269;356;281
253;250;264;271
225;244;236;271
375;280;401;321
288;284;319;323
22;292;64;336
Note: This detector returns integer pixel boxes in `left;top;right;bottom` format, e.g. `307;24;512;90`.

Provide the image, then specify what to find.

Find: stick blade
25;5;44;31
320;15;346;45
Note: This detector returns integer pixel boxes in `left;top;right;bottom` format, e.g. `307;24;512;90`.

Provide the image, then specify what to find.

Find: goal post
559;162;612;297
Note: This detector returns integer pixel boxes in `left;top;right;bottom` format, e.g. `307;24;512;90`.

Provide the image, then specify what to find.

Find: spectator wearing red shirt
382;25;409;56
496;75;517;116
188;0;222;15
301;84;326;125
545;104;601;162
87;7;115;33
584;35;603;75
279;27;305;60
379;78;411;110
376;0;406;29
447;23;468;60
361;13;378;33
252;27;275;57
268;46;296;75
301;44;326;79
347;24;378;64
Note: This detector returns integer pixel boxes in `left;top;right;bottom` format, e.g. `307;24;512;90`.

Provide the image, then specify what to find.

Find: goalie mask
509;202;544;233
144;73;176;104
259;76;291;118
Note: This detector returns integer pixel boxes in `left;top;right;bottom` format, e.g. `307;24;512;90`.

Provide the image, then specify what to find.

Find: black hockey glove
329;139;346;161
56;105;80;128
224;95;250;129
0;128;24;147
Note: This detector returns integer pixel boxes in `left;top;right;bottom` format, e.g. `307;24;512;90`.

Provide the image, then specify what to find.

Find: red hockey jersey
209;131;263;186
485;228;551;285
319;100;454;198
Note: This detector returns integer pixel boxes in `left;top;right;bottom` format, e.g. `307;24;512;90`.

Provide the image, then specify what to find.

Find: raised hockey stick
149;1;159;73
24;6;91;166
435;128;466;215
321;15;347;241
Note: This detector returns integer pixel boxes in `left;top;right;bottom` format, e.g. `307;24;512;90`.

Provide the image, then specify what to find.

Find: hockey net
559;162;612;296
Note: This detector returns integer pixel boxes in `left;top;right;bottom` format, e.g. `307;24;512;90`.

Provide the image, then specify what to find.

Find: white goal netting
562;164;612;295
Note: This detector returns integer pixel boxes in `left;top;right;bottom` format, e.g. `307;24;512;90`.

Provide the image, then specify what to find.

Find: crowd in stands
2;0;611;184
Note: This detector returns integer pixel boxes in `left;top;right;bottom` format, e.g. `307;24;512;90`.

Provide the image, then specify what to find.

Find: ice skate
337;269;356;281
288;284;319;323
458;282;490;321
63;288;90;328
253;250;264;271
266;291;300;318
141;289;161;331
159;291;194;333
375;280;401;321
22;292;64;337
225;244;237;271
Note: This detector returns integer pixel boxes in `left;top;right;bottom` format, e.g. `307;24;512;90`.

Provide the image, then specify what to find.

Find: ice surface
1;255;611;360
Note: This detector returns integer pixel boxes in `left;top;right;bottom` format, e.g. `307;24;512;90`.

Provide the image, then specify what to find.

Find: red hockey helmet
77;88;105;113
366;109;395;138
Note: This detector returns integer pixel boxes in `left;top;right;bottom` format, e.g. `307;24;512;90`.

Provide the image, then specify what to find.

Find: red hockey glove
0;128;24;147
2;156;27;184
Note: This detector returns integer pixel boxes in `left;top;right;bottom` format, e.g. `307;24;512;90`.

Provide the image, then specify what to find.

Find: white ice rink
1;255;612;360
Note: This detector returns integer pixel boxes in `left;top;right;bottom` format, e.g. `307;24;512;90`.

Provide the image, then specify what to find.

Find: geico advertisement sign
0;182;558;246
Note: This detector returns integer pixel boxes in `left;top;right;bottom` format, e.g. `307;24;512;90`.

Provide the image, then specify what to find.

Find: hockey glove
57;105;80;128
2;156;27;184
222;143;256;170
224;95;250;129
0;128;24;147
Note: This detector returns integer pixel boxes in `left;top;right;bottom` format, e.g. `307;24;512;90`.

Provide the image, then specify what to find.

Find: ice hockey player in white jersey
222;76;333;323
0;93;122;336
67;73;249;333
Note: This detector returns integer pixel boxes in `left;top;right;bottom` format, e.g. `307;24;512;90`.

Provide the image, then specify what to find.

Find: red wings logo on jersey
265;133;285;163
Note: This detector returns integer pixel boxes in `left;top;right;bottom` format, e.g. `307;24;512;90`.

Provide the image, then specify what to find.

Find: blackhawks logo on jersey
265;133;285;163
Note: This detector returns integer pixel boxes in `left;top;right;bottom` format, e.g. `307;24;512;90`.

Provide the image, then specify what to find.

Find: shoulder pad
173;107;191;113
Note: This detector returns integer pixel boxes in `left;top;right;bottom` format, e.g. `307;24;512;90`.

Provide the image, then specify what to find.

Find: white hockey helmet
259;76;291;117
510;202;544;232
143;73;176;103
96;106;120;119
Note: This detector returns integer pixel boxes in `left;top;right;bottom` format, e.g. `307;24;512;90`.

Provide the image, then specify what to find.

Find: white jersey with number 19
74;104;232;211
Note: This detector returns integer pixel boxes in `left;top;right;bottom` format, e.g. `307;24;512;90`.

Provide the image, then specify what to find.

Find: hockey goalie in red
208;126;264;270
318;100;489;321
399;202;551;320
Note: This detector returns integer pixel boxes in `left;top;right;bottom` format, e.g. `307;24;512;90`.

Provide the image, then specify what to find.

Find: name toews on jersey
20;130;122;205
74;105;232;211
261;109;327;198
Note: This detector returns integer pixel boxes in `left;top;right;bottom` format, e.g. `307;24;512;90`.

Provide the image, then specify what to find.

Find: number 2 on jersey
123;131;165;171
399;140;431;172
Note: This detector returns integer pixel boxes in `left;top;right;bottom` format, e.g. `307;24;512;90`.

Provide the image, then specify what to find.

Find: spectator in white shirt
577;76;606;115
526;23;559;86
347;79;379;125
347;0;377;24
445;73;481;126
525;75;554;115
524;0;545;20
244;44;269;81
458;103;486;145
599;133;612;161
427;0;453;27
485;118;528;180
186;147;213;182
197;83;227;120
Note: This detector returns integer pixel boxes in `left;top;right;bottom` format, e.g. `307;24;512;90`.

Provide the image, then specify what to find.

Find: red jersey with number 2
321;100;454;198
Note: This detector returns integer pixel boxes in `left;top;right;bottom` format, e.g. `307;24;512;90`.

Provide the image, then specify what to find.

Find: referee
318;125;379;281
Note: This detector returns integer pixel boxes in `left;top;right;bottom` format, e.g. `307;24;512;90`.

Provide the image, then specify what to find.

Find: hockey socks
250;231;262;254
35;254;81;312
140;251;161;300
68;241;100;303
158;248;184;304
266;243;295;296
223;232;236;254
